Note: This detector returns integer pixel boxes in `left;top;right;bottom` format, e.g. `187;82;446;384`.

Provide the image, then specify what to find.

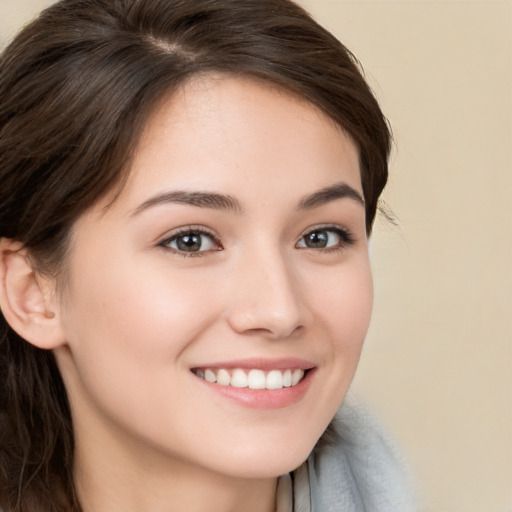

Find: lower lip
194;369;315;410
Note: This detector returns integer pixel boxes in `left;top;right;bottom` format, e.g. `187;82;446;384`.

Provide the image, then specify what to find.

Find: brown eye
161;230;219;254
302;230;331;248
296;226;354;251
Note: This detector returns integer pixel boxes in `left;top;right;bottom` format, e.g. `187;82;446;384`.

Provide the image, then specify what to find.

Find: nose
226;247;309;340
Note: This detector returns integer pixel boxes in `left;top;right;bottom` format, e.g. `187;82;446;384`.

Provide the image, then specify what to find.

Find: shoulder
306;400;418;512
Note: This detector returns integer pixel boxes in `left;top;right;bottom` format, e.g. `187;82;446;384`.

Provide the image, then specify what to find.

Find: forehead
103;74;362;215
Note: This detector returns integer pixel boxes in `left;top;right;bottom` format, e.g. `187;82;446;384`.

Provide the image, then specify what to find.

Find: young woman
0;0;416;510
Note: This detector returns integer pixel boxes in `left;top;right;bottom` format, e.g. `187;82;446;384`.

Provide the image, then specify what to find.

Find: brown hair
0;0;391;509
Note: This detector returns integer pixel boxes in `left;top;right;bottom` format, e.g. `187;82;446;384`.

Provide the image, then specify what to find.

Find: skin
48;75;374;512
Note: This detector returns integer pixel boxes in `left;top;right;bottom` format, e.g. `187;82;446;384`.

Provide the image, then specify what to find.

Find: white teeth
283;369;292;387
266;370;283;389
248;369;266;389
204;369;217;383
194;367;306;389
216;369;231;386
292;369;304;386
231;369;248;388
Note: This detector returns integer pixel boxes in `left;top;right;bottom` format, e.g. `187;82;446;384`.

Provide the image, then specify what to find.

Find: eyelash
296;224;356;254
158;224;355;257
158;226;223;257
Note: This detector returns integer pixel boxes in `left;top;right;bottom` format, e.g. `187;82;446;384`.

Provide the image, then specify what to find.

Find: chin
219;454;308;480
210;429;324;479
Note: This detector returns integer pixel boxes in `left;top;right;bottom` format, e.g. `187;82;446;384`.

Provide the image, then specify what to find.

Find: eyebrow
297;182;364;210
131;181;364;217
131;190;243;216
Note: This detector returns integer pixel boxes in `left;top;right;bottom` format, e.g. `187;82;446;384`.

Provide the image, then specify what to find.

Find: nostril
233;323;304;340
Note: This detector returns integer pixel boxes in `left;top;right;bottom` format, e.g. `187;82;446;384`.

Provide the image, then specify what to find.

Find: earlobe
0;238;66;350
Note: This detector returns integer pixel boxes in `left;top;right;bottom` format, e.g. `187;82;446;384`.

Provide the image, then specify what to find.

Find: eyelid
157;225;223;256
296;224;356;250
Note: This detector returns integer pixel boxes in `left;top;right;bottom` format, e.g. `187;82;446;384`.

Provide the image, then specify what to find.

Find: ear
0;238;66;350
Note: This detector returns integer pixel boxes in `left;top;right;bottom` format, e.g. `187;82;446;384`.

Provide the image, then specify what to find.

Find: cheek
58;255;225;441
309;257;372;407
58;251;226;419
279;257;372;454
308;257;373;351
336;269;373;352
65;255;219;355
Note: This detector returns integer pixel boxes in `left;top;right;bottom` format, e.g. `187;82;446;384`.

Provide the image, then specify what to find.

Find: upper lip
190;357;316;371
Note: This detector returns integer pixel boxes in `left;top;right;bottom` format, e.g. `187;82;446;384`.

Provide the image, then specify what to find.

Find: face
55;75;373;479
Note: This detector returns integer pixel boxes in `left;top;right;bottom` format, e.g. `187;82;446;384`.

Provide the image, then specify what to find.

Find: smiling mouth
192;368;307;390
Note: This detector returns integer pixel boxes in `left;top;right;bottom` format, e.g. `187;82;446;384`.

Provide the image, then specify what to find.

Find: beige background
1;1;511;511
